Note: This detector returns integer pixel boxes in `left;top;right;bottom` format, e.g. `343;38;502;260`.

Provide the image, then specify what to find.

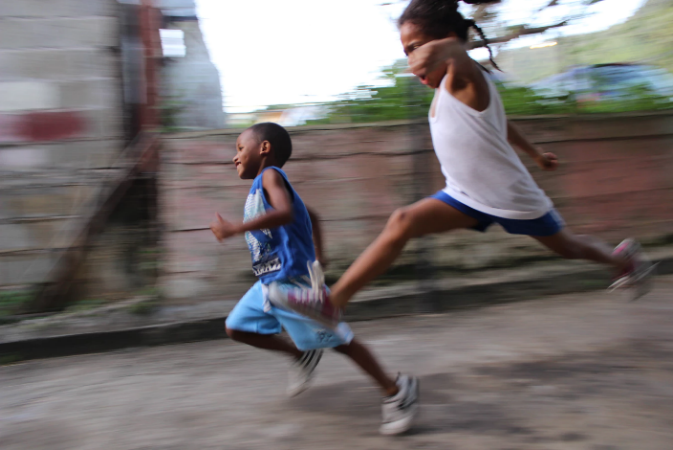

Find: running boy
210;122;418;435
268;0;655;324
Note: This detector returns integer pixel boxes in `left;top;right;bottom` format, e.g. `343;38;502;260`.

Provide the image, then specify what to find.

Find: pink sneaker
267;261;342;328
609;238;656;300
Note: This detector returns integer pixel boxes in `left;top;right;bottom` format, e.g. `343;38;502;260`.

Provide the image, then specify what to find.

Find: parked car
530;63;673;105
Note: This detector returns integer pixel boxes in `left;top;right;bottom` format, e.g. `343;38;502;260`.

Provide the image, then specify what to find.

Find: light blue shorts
225;281;354;351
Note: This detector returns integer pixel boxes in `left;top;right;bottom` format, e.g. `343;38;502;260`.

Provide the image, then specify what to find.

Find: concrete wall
160;112;673;303
0;0;125;289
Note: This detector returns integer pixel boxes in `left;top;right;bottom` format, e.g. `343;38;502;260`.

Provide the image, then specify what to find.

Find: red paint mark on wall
18;111;86;141
0;111;86;143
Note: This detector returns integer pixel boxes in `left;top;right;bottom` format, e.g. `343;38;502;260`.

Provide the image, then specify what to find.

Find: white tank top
429;72;553;220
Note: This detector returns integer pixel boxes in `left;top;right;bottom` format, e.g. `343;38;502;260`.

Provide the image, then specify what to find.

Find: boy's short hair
249;122;292;167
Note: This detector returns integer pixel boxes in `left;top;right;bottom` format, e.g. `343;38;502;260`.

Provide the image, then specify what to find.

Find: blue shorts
225;281;353;351
431;191;564;237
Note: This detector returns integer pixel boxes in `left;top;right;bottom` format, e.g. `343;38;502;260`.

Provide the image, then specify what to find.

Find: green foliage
0;290;34;318
575;83;673;113
306;61;434;125
497;83;573;115
301;61;567;121
65;298;106;313
159;93;188;133
127;297;158;316
303;59;672;123
0;354;22;366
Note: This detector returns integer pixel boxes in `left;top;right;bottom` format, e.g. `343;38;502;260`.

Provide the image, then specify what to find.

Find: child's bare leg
333;339;398;396
226;328;303;359
532;228;629;271
330;198;478;308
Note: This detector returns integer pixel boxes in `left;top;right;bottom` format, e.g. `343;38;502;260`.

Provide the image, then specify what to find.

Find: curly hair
398;0;501;70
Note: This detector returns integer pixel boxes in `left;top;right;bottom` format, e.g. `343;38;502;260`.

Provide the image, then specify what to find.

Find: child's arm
507;120;559;171
408;37;475;82
306;206;327;268
210;169;293;242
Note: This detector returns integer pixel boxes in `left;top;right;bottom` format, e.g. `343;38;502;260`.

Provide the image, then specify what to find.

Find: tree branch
467;20;568;49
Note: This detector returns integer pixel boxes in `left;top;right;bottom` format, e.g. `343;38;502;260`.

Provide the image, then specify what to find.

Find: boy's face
234;129;264;179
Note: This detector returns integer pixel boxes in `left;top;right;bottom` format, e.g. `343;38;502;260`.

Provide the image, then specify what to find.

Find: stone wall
0;0;125;289
160;112;673;303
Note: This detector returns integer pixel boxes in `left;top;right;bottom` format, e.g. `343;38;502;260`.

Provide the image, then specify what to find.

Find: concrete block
46;140;123;169
13;50;70;80
0;147;50;171
50;142;98;168
67;110;104;140
0;224;33;251
0;114;21;142
0;2;45;19
76;0;119;17
96;78;123;111
0;51;19;81
0;254;56;286
36;0;103;17
14;18;118;49
3;0;77;18
93;108;124;139
0;3;23;17
162;277;211;299
0;81;60;112
85;17;119;48
1;184;81;218
59;81;97;109
0;49;100;81
92;139;125;168
0;18;40;49
61;79;122;111
39;18;87;48
4;0;115;19
0;197;12;220
67;49;119;79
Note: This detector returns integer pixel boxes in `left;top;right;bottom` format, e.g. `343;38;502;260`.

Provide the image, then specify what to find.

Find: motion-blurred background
1;0;672;320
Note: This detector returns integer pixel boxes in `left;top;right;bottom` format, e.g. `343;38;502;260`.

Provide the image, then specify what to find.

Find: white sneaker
380;374;420;435
287;349;323;397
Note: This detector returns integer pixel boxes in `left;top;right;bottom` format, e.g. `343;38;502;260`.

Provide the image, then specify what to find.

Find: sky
194;0;647;113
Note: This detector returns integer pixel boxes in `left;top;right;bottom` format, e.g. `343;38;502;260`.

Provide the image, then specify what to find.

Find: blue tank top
243;167;315;284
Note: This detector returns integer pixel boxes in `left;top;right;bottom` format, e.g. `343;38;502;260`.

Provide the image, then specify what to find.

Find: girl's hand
535;152;559;171
408;39;461;89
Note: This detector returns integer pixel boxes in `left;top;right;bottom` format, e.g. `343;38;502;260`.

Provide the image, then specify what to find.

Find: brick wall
160;112;673;303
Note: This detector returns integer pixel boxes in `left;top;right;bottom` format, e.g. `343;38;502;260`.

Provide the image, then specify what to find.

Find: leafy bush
302;61;673;124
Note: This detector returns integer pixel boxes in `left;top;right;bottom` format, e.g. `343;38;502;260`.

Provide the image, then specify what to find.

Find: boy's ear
259;140;272;156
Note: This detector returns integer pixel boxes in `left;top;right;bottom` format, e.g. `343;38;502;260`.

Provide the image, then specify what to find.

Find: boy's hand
317;255;329;270
535;152;559;171
210;213;239;242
